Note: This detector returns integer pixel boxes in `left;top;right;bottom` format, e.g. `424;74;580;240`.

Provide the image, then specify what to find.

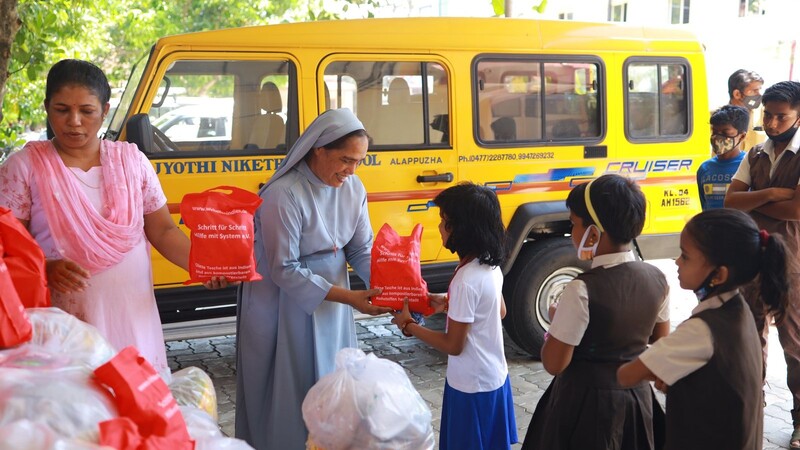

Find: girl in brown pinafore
619;208;789;450
523;174;669;450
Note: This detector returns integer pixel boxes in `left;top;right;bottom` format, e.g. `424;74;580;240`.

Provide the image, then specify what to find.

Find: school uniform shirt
733;130;800;430
446;258;508;394
639;290;735;385
732;131;800;270
523;251;670;450
548;251;670;347
639;289;763;450
732;129;800;183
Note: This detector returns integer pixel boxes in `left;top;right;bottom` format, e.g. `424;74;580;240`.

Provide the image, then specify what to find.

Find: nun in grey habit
235;108;392;450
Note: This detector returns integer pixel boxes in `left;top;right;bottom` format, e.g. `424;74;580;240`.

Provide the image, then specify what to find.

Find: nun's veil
260;108;365;194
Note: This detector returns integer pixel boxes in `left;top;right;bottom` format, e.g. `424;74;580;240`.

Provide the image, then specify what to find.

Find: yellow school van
105;17;708;354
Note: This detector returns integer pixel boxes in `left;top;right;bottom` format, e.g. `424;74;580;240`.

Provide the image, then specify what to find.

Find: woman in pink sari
0;59;221;375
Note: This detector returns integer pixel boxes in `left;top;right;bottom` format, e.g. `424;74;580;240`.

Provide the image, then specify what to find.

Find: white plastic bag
194;436;256;450
27;307;116;370
180;405;255;450
0;419;115;450
181;405;222;440
0;368;117;443
302;348;434;450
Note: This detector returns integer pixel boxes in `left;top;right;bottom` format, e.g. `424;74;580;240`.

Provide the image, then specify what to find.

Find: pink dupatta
27;140;145;274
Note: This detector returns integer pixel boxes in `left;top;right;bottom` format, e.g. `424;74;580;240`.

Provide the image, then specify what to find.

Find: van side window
625;60;690;140
146;59;296;154
475;57;602;145
323;61;450;149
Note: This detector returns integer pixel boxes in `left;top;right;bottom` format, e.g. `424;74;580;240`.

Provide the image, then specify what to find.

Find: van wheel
502;238;590;357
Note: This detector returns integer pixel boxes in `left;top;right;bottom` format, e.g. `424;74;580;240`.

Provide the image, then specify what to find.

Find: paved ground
166;260;797;449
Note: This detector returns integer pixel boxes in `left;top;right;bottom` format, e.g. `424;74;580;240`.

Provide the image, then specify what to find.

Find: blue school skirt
440;375;518;450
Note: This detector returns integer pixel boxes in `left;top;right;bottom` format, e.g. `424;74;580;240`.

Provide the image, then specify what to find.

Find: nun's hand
351;288;392;316
203;276;239;290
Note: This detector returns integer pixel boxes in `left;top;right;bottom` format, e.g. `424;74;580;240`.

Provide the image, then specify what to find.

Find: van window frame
141;54;299;160
623;56;693;143
471;53;607;148
321;57;452;152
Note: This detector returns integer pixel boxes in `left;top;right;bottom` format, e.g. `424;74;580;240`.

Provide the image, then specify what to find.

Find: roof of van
153;17;702;54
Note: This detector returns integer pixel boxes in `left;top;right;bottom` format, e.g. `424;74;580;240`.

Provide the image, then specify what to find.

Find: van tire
502;237;590;357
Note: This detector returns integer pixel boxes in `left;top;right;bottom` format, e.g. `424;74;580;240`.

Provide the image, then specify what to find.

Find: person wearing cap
234;108;392;450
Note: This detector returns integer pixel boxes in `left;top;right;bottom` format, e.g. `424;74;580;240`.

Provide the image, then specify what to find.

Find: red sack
100;417;195;450
0;239;32;348
94;346;194;449
370;223;432;315
99;418;143;450
0;207;49;308
180;186;263;284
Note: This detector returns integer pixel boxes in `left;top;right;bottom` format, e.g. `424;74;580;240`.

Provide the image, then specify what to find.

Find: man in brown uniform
725;80;800;449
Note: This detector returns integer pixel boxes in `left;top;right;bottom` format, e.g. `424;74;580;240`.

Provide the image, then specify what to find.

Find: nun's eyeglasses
340;157;364;168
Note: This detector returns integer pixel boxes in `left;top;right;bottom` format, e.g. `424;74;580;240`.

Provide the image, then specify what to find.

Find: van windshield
106;52;149;141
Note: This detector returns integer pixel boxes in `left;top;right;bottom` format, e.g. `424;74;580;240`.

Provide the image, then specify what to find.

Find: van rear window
624;58;691;141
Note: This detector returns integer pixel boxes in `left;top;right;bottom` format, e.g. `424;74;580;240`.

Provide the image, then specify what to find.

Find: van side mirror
126;113;155;154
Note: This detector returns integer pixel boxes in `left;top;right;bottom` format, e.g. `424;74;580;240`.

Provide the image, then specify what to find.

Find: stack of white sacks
0;307;253;450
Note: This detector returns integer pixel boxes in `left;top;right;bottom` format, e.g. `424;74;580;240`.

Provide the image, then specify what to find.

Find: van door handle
416;173;454;183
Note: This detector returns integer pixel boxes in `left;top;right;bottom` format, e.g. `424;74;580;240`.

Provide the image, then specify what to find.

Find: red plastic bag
180;186;263;284
94;346;194;449
99;418;143;450
0;240;32;348
0;207;49;308
370;223;432;315
100;417;195;450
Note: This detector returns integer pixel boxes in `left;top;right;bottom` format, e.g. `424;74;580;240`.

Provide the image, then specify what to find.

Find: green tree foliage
491;0;547;17
492;0;505;16
3;0;114;150
0;0;385;150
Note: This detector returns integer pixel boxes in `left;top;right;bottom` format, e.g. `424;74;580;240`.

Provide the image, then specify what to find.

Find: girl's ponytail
759;231;790;322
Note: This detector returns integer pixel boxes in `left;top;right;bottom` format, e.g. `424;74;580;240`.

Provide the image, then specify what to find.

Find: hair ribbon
584;179;605;232
759;229;770;247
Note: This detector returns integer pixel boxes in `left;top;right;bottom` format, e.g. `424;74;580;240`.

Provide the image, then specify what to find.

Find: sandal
791;426;800;449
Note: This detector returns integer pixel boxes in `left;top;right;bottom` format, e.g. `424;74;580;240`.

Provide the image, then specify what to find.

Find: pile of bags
0;308;253;450
0;207;252;449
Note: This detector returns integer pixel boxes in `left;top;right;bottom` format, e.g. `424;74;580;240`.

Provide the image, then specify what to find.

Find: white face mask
577;224;601;261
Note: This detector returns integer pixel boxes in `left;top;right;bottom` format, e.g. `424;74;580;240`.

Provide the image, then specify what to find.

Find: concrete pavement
166;259;797;449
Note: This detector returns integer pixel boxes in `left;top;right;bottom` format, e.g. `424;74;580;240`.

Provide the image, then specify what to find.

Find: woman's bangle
400;318;418;337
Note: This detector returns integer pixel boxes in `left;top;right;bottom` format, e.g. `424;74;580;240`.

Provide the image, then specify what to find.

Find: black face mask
769;124;799;143
693;270;718;301
743;94;762;110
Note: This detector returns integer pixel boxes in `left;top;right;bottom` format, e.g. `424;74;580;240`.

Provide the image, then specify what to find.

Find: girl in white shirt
391;182;516;450
618;208;790;450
